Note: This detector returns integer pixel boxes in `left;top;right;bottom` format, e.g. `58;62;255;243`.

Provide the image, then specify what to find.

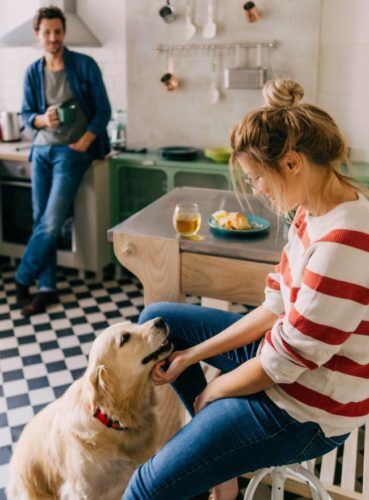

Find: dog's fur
7;318;172;500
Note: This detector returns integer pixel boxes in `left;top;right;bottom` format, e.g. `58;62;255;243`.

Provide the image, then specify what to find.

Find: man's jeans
122;302;349;500
16;145;91;291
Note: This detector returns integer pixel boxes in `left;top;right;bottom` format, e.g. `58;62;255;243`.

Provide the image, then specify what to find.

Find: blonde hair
230;79;367;212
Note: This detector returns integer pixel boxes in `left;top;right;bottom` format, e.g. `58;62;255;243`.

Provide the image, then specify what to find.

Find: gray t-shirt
34;68;87;146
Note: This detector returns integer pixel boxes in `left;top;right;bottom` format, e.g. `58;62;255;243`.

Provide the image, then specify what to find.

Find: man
15;5;111;316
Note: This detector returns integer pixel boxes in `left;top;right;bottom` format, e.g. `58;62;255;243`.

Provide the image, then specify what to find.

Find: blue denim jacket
22;46;111;160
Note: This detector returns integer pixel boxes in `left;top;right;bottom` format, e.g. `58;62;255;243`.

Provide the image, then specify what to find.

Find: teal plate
208;214;270;238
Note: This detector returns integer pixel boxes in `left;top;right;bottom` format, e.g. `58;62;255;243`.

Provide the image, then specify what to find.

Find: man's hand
69;131;96;153
36;106;59;129
69;137;90;153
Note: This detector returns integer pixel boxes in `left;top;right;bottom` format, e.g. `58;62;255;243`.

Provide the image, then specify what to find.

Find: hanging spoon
184;0;196;40
209;53;220;104
202;0;217;39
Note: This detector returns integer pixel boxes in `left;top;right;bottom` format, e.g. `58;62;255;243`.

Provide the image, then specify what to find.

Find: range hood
0;0;101;47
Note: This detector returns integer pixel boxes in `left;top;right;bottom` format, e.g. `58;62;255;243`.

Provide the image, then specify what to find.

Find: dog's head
84;318;172;426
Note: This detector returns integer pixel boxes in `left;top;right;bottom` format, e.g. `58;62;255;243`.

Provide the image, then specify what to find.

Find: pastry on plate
211;210;252;230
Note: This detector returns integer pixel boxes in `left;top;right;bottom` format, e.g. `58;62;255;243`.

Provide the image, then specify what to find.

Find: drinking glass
173;203;201;237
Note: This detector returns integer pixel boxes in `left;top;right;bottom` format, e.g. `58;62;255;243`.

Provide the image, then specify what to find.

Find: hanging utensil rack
155;40;278;53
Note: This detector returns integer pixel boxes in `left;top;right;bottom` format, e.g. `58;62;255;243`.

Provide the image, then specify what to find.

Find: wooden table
108;187;288;307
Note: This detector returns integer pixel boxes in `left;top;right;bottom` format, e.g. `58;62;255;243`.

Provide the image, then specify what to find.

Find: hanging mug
243;1;261;23
159;0;176;23
160;73;179;91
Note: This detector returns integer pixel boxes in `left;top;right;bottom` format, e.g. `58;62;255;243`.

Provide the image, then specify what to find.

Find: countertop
0;141;32;162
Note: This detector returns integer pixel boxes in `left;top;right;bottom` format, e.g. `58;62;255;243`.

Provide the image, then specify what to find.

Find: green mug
57;103;76;124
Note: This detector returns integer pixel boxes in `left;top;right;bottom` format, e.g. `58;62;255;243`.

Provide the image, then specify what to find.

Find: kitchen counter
0;140;111;273
0;141;32;162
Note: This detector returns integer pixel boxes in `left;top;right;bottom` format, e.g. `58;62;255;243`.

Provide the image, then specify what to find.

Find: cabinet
110;153;231;226
0;158;111;273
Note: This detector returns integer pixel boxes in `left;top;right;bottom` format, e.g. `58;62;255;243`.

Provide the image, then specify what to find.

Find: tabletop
109;187;289;264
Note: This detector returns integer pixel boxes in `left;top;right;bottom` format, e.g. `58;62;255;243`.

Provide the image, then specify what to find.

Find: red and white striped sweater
259;193;369;437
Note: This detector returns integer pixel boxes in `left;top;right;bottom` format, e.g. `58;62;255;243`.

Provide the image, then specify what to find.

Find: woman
122;79;369;500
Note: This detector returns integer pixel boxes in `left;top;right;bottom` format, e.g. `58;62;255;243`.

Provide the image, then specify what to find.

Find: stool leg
271;467;286;500
243;469;272;499
293;465;332;500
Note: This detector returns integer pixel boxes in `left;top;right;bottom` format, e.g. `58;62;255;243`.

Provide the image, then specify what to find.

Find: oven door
0;177;73;250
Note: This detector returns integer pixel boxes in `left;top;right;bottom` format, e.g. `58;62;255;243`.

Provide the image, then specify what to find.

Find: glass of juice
173;203;201;237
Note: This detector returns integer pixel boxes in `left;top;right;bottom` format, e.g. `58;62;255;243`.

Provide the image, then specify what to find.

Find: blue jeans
122;302;349;500
15;145;91;290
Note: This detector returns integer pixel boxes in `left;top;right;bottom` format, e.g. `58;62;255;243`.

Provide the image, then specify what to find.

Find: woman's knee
138;302;182;325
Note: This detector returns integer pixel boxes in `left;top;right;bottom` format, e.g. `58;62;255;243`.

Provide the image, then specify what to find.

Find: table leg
113;233;181;304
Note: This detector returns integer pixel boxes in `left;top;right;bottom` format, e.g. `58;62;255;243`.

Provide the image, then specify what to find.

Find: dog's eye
119;333;131;347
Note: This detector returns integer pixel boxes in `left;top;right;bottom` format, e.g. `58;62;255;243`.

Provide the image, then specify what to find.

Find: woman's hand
152;350;193;385
194;378;223;414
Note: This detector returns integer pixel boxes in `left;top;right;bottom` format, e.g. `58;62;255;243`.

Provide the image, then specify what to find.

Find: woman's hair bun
263;79;304;108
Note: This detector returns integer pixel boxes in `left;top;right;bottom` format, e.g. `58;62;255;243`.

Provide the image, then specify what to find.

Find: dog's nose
153;317;166;330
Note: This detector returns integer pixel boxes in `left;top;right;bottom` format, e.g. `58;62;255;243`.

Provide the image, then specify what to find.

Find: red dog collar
93;408;128;431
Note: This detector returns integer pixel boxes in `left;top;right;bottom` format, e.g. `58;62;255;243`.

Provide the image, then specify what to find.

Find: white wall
126;0;321;149
317;0;369;152
0;0;126;114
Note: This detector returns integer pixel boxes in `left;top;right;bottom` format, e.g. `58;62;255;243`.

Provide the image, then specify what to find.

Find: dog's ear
88;364;115;406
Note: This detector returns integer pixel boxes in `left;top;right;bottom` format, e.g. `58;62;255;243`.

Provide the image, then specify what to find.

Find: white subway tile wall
317;42;369;150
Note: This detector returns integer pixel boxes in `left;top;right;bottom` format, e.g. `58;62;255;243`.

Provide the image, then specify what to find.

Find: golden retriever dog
7;318;173;500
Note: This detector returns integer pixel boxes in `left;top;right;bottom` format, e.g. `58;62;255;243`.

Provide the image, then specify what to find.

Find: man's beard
46;43;63;54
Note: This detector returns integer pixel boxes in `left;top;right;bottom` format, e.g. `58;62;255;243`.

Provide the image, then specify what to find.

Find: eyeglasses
244;175;261;191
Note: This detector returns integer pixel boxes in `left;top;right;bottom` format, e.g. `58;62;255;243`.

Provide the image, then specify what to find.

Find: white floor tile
7;406;34;427
23;364;48;379
29;387;54;406
0;463;10;489
3;380;28;398
65;355;88;371
18;343;41;357
0;357;23;372
47;370;73;387
41;349;65;363
36;331;57;343
51;319;72;330
0;428;12;447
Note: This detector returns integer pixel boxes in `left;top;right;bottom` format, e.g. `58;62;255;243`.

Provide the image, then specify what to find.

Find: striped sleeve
262;263;285;316
262;214;299;316
260;233;369;384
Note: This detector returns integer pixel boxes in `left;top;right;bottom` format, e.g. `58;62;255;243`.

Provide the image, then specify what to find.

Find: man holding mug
15;5;111;316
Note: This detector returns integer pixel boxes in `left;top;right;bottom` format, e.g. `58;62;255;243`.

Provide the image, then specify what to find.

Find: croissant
228;212;252;230
212;210;252;230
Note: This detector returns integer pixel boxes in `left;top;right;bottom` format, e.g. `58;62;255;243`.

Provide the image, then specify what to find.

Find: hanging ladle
184;0;196;39
202;0;217;39
209;53;220;104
